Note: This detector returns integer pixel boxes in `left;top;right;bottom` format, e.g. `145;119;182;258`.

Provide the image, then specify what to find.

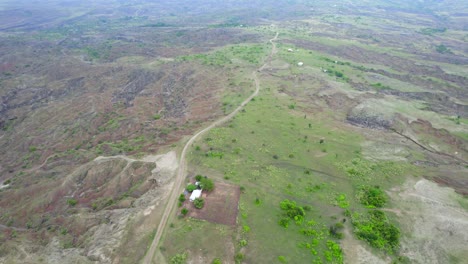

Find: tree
200;178;214;192
194;198;204;209
181;208;188;216
186;184;197;192
195;175;203;181
179;194;186;202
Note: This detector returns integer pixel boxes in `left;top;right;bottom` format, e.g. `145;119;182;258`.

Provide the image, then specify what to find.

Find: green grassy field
163;69;416;262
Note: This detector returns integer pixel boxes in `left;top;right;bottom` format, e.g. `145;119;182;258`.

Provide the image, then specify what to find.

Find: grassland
162;67;417;262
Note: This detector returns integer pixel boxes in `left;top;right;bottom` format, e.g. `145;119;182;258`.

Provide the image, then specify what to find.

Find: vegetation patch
351;210;400;253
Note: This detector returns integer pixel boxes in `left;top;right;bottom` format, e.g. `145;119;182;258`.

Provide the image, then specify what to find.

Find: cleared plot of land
187;182;240;226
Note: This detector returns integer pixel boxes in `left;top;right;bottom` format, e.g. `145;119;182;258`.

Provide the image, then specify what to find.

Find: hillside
0;1;467;264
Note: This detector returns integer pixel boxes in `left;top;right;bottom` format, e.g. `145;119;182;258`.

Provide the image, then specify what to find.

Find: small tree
181;208;188;216
186;184;197;192
179;194;186;203
193;198;204;209
195;175;203;181
200;178;214;192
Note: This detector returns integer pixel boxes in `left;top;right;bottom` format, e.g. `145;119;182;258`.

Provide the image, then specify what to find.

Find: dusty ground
186;182;241;226
0;151;178;264
389;179;468;264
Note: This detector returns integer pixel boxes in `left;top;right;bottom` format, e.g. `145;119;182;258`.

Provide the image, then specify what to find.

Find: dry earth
389;179;468;264
0;151;178;264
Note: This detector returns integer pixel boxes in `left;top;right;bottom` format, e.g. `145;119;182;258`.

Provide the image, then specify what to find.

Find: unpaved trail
142;32;279;264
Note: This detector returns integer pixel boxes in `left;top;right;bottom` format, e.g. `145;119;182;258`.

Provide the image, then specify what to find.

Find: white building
190;189;202;201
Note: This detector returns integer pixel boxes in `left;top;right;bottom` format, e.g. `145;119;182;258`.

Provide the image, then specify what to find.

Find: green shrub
170;252;187;264
195;175;203;181
200;177;214;192
239;239;248;247
179;194;186;202
234;253;244;264
67;199;77;207
352;210;400;252
186;184;197;192
212;258;222;264
357;185;387;208
194;198;205;209
181;208;188;216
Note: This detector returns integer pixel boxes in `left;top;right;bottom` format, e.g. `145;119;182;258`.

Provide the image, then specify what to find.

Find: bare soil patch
389;179;468;264
186;182;240;226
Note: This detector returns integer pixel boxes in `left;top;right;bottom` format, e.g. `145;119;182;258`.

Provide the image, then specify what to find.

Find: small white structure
297;62;304;66
190;189;202;201
287;48;293;52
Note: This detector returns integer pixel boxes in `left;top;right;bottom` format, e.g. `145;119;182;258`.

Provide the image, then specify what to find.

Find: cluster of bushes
195;175;214;192
278;199;306;227
357;185;387;208
352;210;400;252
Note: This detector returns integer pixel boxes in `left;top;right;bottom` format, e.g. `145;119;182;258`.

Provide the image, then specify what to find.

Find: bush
181;208;188;216
353;210;400;252
170;253;187;264
186;184;197;192
278;256;287;263
195;175;203;181
194;198;204;209
239;239;248;247
357;186;387;208
234;253;244;264
200;178;214;192
212;258;222;264
67;199;77;207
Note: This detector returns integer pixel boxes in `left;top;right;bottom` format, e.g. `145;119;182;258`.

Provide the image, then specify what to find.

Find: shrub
170;252;187;264
239;239;248;247
234;253;244;264
357;186;387;208
200;178;214;192
212;258;222;264
181;208;188;216
278;256;287;263
435;44;451;54
279;218;290;228
186;184;197;192
194;198;204;209
67;199;77;207
195;175;203;181
352;210;400;252
179;194;186;203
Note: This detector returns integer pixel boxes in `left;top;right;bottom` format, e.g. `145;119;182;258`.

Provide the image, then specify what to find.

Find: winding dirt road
142;32;278;264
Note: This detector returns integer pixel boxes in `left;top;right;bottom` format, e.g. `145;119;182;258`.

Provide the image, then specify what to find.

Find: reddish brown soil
186;182;240;226
432;176;468;196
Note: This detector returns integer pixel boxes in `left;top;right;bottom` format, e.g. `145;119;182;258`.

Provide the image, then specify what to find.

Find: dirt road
142;32;278;264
